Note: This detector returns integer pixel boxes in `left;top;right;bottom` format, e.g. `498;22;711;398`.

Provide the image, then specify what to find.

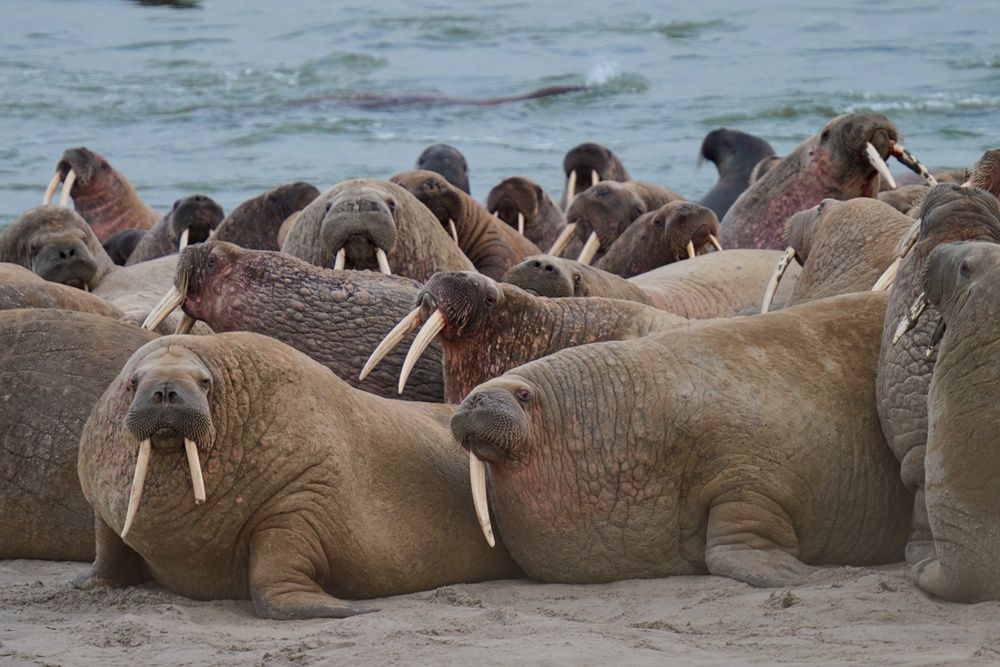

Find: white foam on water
586;62;619;86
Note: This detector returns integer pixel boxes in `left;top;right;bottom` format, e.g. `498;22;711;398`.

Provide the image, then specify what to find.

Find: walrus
75;332;521;619
212;182;319;251
962;148;1000;201
878;184;929;213
749;155;782;184
289;84;588;111
0;309;156;560
721;113;935;249
281;178;474;282
697;128;776;219
415;144;470;194
485;176;564;251
558;142;630;209
906;242;1000;602
142;241;444;402
451;291;911;585
125;194;224;265
878;184;1000;564
0;263;122;318
553;180;683;264
503;256;657;306
391;170;540;280
361;271;686;403
595;201;722;278
42;147;161;242
103;229;146;265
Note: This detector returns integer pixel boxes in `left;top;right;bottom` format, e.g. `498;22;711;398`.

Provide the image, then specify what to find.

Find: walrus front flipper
249;526;375;620
73;517;149;589
703;501;815;587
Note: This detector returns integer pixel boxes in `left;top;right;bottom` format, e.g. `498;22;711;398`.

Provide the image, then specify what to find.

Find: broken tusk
517;212;525;236
42;171;62;205
871;257;901;291
892;291;928;345
469;451;496;548
761;246;796;314
890;143;938;187
174;313;197;335
184;438;206;505
375;248;391;275
58;169;77;207
121;439;151;539
547;223;577;256
448;218;459;244
333;248;346;271
178;228;190;252
686;240;696;260
398;309;445;394
360;307;422;381
142;285;185;331
591;169;600;186
709;234;723;252
576;231;600;265
566;169;577;203
865;143;896;190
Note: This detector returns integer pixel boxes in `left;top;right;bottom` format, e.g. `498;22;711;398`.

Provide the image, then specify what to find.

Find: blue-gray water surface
2;0;999;226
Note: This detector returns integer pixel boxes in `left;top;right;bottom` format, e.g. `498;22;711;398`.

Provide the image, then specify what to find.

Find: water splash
586;62;620;87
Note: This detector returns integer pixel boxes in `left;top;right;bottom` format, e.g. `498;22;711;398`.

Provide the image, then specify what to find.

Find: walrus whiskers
576;232;601;265
375;248;391;275
547;223;577;256
865;143;896;189
58;169;77;207
398;309;445;393
760;246;797;313
42;171;61;205
470;451;496;548
184;438;206;505
359;307;422;381
143;285;185;331
121;438;151;539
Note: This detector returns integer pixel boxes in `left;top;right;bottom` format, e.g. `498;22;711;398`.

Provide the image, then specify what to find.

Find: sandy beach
2;559;998;665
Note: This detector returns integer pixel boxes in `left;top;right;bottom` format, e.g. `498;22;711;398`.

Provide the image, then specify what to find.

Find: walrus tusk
576;232;600;265
897;219;921;258
142;285;184;331
889;143;938;187
359;307;421;381
333;248;346;271
709;234;723;252
547;223;577;256
961;179;972;188
566;169;577;203
42;171;62;205
892;291;927;345
398;309;445;394
517;212;525;235
121;439;151;539
184;438;206;505
871;257;900;291
448;218;459;244
375;248;391;275
686;240;696;259
591;169;600;186
178;228;190;252
174;313;197;335
469;451;496;548
761;246;796;314
58;169;77;207
865;143;896;190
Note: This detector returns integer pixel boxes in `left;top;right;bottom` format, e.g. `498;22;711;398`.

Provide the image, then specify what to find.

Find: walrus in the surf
289;84;588;111
415;144;471;194
697;128;776;220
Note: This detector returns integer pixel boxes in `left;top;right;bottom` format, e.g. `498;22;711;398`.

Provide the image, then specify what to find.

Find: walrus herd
3;112;1000;620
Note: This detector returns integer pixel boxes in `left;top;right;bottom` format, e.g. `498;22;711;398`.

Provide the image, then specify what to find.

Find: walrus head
119;343;215;538
319;187;397;274
562;142;629;204
0;205;111;290
415;143;470;194
42;147;116;207
565;182;645;262
166;194;225;251
390;170;467;244
213;182;320;251
486;177;544;235
698;128;776;178
502;256;580;297
964;149;1000;200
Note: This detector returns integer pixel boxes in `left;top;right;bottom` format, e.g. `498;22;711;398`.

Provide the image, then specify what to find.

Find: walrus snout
32;239;99;290
451;384;530;464
170;195;225;248
502;257;575;298
415;144;470;194
321;194;396;274
125;376;212;446
58;146;103;185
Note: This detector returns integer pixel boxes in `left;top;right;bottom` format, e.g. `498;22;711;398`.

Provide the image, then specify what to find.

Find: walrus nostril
543;263;554;272
167;390;178;404
530;260;541;268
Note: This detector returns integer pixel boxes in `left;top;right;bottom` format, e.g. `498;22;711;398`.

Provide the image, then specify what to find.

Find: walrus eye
199;377;212;392
324;201;333;213
960;259;973;279
28;242;40;257
573;272;581;286
385;198;397;214
100;161;109;170
820;129;831;142
172;200;180;210
514;387;532;403
207;254;219;272
485;292;497;305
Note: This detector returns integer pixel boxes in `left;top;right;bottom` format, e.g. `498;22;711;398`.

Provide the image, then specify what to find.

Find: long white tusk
375;248;391;275
178;228;190;252
761;246;796;314
871;257;901;291
448;218;459;244
566;169;577;203
121;439;151;539
892;292;927;345
58;169;77;207
889;143;938;187
576;231;600;265
184;438;206;505
398;309;445;394
547;223;577;256
42;171;62;205
591;169;600;186
469;451;495;548
960;179;972;188
686;240;696;259
517;212;525;235
333;248;346;271
174;313;197;334
865;143;896;190
359;307;421;381
897;219;921;259
142;285;184;331
709;234;723;252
